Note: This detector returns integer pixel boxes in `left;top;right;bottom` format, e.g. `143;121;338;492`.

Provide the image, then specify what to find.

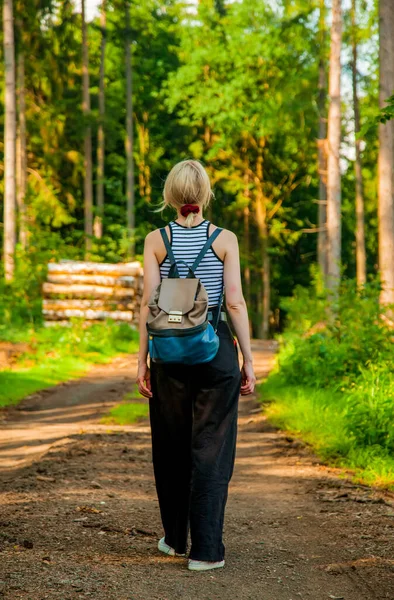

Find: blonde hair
161;159;213;228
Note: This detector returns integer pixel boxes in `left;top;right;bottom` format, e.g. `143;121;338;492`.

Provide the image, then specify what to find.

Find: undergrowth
262;272;394;490
0;320;139;407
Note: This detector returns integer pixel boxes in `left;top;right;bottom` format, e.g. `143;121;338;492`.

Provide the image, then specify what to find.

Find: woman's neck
175;213;205;226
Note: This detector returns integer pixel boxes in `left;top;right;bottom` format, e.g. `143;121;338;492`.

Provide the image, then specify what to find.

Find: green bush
344;365;394;451
0;231;82;328
279;265;328;336
34;319;138;359
278;278;393;388
0;320;139;408
263;275;394;488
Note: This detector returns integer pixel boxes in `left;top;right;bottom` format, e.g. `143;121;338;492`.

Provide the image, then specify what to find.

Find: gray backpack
147;227;223;364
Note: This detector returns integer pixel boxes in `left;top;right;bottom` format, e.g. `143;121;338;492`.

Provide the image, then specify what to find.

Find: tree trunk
137;114;152;203
47;260;142;276
94;0;106;239
43;309;133;322
47;274;136;287
243;168;251;307
256;276;263;339
317;0;328;281
351;0;366;287
262;249;270;340
125;0;135;257
254;138;270;339
3;0;16;282
378;0;394;305
81;0;93;254
43;299;134;311
42;282;135;299
326;0;342;295
243;205;251;306
16;47;27;250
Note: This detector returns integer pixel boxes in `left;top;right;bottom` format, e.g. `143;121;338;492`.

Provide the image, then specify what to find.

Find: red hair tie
180;204;200;217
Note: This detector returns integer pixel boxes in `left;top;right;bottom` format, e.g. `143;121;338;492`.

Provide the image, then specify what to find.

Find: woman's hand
137;362;152;398
240;360;256;396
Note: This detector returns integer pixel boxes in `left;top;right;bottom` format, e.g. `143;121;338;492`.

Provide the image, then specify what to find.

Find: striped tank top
159;220;224;307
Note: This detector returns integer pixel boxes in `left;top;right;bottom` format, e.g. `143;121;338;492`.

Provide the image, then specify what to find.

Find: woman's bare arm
222;231;256;394
137;231;161;398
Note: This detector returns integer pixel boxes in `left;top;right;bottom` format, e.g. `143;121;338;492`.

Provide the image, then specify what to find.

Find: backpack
146;226;224;365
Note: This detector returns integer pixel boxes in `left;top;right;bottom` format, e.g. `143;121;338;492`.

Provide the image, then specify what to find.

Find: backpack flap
158;278;199;322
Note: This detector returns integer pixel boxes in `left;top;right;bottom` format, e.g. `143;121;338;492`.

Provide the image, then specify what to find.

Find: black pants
149;318;242;562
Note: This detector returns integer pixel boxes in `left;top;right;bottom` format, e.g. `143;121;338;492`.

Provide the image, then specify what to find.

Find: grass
258;278;394;491
262;373;394;490
100;402;149;425
100;388;149;425
0;320;139;408
0;356;90;407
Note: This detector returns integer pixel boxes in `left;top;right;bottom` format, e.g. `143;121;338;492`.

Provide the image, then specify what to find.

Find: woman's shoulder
207;224;238;263
208;222;238;243
145;223;171;243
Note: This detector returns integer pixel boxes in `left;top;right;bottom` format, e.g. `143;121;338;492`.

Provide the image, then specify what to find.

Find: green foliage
360;94;394;137
1;0;184;264
33;319;138;359
279;266;328;335
344;365;394;452
0;320;139;408
377;94;394;124
263;277;394;488
277;278;392;388
263;377;353;459
0;0;382;335
263;378;394;489
0;232;82;328
164;0;321;334
0;358;90;408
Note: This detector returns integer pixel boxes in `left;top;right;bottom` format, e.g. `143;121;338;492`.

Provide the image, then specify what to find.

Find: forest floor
0;343;393;600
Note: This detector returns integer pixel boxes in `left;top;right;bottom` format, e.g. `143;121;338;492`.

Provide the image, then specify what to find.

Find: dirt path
0;342;393;600
0;355;139;471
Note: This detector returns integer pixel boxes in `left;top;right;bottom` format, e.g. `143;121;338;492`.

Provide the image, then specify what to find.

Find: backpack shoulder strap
191;226;223;273
160;226;176;266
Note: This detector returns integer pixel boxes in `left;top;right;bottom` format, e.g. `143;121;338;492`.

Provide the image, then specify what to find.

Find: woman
137;159;256;572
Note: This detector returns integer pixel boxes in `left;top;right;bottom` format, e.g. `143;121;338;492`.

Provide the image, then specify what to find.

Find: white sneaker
157;537;185;557
188;559;225;571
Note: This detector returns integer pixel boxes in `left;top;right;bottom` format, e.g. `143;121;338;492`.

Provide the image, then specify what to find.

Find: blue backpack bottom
148;321;219;365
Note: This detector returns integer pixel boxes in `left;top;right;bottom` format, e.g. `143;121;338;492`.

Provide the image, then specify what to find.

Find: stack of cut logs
42;260;144;326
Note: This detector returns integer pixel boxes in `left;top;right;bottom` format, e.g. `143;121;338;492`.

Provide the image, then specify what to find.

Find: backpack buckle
168;310;183;323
